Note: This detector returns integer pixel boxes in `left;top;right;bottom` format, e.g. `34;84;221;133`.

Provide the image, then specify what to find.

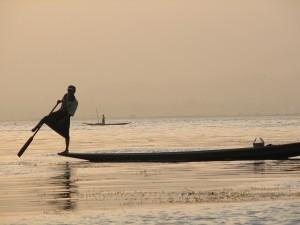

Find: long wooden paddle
17;102;60;157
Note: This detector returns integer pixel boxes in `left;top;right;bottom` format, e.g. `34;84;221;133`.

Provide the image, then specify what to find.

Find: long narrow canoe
83;122;130;126
58;142;300;162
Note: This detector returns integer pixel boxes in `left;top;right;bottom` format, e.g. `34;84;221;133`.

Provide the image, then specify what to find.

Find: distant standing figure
32;85;78;153
102;115;105;124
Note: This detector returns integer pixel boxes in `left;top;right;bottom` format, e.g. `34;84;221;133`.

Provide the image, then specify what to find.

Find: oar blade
17;136;33;157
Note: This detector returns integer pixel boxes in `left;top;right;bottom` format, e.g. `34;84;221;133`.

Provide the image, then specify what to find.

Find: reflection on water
47;162;78;211
252;161;266;173
241;159;300;174
38;159;300;213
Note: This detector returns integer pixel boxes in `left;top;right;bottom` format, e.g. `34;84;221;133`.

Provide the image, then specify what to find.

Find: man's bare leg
32;118;45;132
64;137;70;153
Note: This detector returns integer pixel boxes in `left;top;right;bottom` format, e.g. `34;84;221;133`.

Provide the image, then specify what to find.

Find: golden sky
1;0;300;120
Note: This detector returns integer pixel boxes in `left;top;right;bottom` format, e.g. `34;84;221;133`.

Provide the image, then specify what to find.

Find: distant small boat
58;142;300;162
83;122;130;126
85;109;130;126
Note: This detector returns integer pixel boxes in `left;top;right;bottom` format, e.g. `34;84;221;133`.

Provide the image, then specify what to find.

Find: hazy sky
1;0;300;121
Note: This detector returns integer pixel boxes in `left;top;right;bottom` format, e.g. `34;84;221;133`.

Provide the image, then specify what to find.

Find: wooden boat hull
58;142;300;162
83;122;130;126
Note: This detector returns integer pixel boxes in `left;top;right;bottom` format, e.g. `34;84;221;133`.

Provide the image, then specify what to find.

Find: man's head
67;85;76;93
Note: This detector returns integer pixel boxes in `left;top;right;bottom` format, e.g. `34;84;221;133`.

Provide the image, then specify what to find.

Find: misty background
1;0;300;121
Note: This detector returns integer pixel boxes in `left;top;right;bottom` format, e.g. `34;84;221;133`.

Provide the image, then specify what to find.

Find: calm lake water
1;116;300;224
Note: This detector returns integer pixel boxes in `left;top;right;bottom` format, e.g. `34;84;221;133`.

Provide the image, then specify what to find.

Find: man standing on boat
102;114;105;124
32;85;78;153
